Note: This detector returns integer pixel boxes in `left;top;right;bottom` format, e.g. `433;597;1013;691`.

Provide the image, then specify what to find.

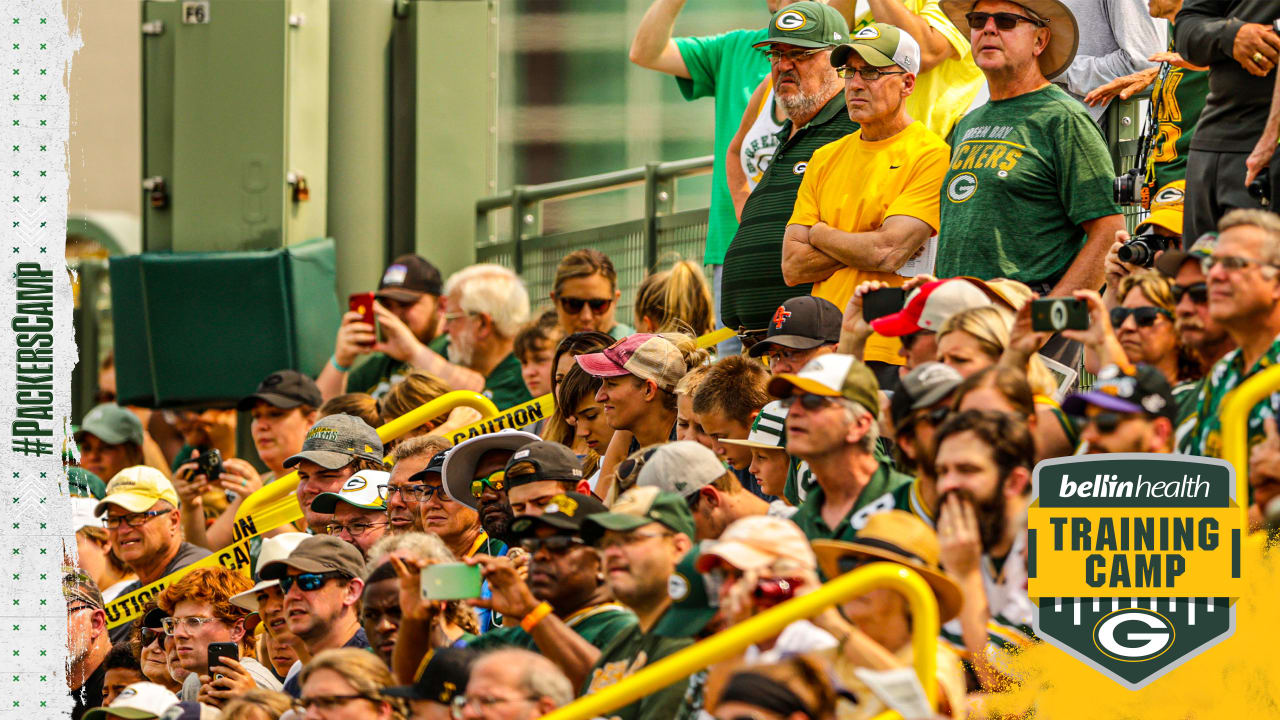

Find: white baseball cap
635;441;729;499
310;469;391;514
83;682;179;720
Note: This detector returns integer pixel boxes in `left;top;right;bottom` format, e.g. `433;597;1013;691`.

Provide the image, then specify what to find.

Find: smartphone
1030;297;1090;332
348;292;383;344
207;641;238;679
421;562;483;601
862;287;907;323
194;448;224;482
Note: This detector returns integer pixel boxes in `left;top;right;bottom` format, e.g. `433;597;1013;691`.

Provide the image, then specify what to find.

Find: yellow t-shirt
788;120;950;364
851;2;984;140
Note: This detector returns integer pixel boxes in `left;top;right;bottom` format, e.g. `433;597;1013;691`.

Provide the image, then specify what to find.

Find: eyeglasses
378;483;448;502
442;310;478;322
295;694;382;712
451;694;539;716
616;448;661;488
964;11;1046;29
836;66;908;81
470;470;506;498
762;47;827;63
278;571;342;594
597;530;673;551
520;535;586;554
1201;255;1279;274
1171;282;1208;305
161;616;224;636
1109;306;1172;328
556;295;612;314
325;520;389;537
762;345;810;365
103;509;171;530
781;392;836;411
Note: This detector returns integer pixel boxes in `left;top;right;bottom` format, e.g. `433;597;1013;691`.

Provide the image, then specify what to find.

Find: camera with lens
1116;232;1169;268
1114;167;1145;206
193;448;224;481
1249;167;1271;208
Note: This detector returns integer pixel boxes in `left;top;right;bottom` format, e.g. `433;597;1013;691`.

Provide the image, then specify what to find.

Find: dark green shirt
347;335;452;399
466;603;637;653
936;84;1120;286
1150;35;1208;191
583;616;694;720
485;352;534;411
791;462;913;542
720;91;858;332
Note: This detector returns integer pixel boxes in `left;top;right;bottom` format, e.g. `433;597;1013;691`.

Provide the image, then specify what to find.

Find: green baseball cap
653;544;720;638
76;403;144;447
830;22;922;73
582;486;696;543
753;1;850;50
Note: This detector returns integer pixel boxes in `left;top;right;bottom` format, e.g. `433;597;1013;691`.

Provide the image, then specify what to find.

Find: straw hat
939;0;1079;80
813;510;964;623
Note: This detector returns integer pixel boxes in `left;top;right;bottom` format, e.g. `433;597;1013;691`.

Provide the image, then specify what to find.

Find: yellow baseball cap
94;466;180;516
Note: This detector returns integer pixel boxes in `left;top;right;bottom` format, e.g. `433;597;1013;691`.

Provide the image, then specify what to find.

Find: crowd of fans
65;0;1280;718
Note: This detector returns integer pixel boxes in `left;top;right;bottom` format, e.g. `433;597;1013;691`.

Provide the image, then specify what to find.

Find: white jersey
740;84;785;190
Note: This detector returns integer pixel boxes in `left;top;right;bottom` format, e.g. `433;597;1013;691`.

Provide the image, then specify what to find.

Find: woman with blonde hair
377;371;482;448
217;688;293;720
550;249;632;339
634;258;716;339
937;306;1076;458
297;648;404;720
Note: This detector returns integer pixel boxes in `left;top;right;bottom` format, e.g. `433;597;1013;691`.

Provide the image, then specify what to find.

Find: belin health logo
1027;454;1244;689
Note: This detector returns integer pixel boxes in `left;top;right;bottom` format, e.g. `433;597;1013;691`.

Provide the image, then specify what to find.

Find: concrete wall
66;0;141;220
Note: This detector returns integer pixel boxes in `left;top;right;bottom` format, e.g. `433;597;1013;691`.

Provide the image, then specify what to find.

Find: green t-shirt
720;92;858;331
936;84;1120;286
1149;36;1208;192
347;335;452;399
791;461;913;542
583;619;694;720
485;352;534;411
674;28;770;266
466;603;637;653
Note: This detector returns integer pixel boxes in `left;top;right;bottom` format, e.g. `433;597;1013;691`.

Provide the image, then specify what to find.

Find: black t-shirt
71;660;106;720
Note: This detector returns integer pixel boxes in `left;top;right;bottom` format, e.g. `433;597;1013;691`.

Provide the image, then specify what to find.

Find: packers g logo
1093;608;1175;662
792;161;808;175
854;25;881;39
947;172;977;203
1153;183;1185;206
775;10;807;30
343;475;368;492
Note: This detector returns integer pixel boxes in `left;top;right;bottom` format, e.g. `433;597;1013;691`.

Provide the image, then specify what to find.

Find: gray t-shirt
107;542;214;645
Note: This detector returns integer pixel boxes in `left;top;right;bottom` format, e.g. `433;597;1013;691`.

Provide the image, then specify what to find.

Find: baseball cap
889;362;963;429
767;354;881;420
635;441;729;499
753;1;849;49
64;568;104;610
576;334;688;393
504;441;584;487
720;400;790;451
82;682;180;720
157;701;219;720
1155;232;1216;279
582;486;697;543
831;22;921;74
695;515;817;575
410;449;450;485
94;466;180;516
309;469;391;514
76;403;144;447
383;647;477;704
375;254;444;302
653;545;719;638
283;414;384;470
1062;364;1177;423
237;369;323;412
258;535;366;581
442;430;540;510
229;532;312;610
68;466;107;500
871;278;1008;337
510;491;608;539
747;296;842;356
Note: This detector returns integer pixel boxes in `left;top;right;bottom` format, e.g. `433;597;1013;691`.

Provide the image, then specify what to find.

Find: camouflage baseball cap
284;414;384;470
753;1;850;49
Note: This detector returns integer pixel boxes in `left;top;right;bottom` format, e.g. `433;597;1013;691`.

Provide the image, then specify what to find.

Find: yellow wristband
520;601;553;633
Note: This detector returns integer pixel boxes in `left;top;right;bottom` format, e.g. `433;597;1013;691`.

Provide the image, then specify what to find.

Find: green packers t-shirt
485;352;533;411
466;603;637;653
936;84;1120;286
347;334;451;399
584;619;694;720
791;462;912;542
674;28;770;266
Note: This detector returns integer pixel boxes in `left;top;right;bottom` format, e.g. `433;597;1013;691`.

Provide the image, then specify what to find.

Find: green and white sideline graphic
0;2;79;718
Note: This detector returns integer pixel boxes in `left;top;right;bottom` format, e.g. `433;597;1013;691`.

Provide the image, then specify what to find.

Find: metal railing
475;156;714;321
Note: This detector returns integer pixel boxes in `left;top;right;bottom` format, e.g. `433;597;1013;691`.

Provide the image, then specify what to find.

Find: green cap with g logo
753;1;850;49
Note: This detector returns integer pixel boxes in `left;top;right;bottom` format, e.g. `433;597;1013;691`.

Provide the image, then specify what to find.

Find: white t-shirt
740;83;785;190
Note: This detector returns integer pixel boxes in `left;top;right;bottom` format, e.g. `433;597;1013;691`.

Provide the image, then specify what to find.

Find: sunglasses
557;296;612;314
470;470;506;498
279;571;342;594
1171;282;1208;304
836;66;908;81
520;535;586;554
140;627;164;646
1109;306;1172;328
964;10;1046;29
900;331;933;352
617;448;661;488
903;405;950;433
1085;411;1135;434
781;392;835;411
